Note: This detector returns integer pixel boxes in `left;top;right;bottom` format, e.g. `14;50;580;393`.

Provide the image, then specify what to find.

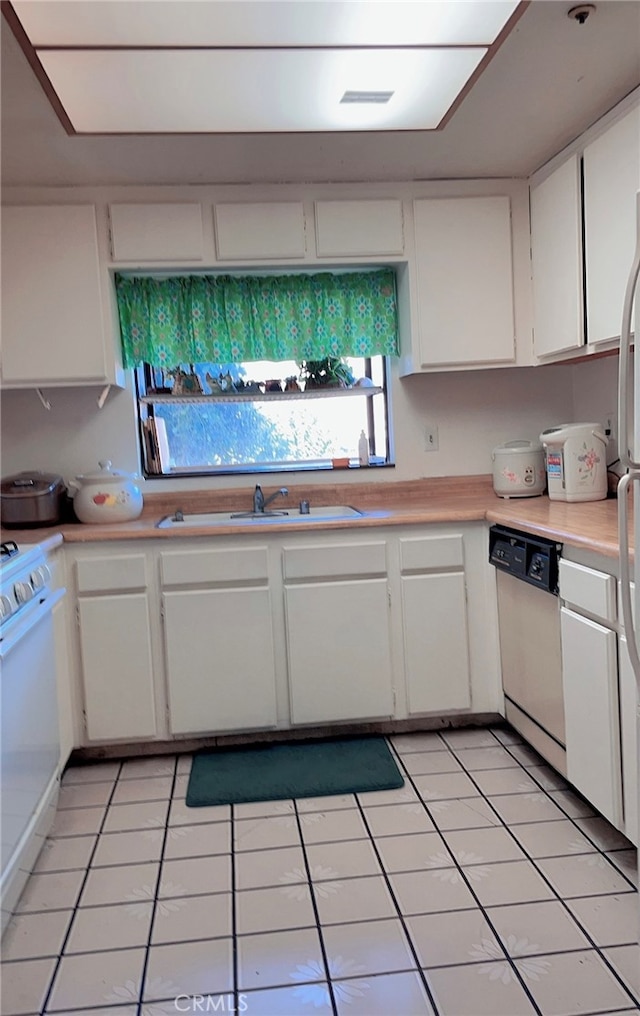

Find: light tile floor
1;726;638;1016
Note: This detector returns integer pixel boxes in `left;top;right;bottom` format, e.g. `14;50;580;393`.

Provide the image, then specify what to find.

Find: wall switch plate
424;423;439;452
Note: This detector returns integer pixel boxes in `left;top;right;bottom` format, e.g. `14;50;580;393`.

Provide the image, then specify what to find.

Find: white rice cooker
540;423;608;502
492;440;547;498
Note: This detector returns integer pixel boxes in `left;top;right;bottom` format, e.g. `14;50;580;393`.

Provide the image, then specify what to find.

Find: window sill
140;386;383;405
143;459;394;480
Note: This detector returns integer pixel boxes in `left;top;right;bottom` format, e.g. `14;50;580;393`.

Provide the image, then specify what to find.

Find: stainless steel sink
157;505;365;528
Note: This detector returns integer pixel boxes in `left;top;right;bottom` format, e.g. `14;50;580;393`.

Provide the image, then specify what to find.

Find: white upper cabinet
583;105;640;344
531;155;584;359
314;200;404;257
214;202;306;260
109;203;204;261
1;204;120;388
412;196;516;367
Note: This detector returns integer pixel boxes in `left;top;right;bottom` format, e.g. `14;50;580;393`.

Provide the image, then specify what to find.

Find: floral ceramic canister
71;460;143;523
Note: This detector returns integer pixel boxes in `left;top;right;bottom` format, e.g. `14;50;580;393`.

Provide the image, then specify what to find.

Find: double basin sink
157;505;374;529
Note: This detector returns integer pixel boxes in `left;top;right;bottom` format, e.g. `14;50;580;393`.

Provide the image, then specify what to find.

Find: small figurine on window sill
205;371;237;395
284;376;301;392
168;367;204;395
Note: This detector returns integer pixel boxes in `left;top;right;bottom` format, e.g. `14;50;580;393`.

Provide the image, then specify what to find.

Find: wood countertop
2;475;628;560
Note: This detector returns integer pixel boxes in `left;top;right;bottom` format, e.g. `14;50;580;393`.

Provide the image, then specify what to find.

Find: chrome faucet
253;484;289;513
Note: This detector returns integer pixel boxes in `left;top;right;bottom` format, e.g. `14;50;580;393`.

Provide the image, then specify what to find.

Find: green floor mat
186;735;404;807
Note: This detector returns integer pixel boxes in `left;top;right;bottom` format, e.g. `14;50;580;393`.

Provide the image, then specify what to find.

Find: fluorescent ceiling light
37;47;488;132
12;1;521;48
6;0;525;133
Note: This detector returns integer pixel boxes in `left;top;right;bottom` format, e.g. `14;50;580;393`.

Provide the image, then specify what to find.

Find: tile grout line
39;760;125;1015
230;803;239;1016
292;797;340;1016
402;739;640;1009
4;735;637;1013
447;744;640;1004
136;755;178;1016
386;737;547;1016
429;735;637;893
350;788;442;1016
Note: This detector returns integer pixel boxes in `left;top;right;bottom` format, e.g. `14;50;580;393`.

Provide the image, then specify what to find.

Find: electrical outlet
425;423;439;452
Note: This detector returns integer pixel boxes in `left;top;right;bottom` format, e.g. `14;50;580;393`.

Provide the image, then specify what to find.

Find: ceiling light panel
37;47;487;133
14;0;520;47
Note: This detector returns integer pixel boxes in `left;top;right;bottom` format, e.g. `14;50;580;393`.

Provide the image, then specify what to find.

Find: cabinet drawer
76;555;147;594
399;535;464;573
283;541;386;581
315;200;404;256
109;203;204;261
214;202;306;259
161;546;269;586
559;559;616;623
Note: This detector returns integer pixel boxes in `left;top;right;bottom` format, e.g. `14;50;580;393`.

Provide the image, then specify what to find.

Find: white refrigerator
616;190;640;893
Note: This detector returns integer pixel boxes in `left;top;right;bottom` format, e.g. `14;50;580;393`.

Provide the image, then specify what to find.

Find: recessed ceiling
5;0;522;133
2;1;639;187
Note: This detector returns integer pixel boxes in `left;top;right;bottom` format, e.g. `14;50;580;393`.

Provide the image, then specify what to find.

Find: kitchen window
136;356;391;476
116;269;397;478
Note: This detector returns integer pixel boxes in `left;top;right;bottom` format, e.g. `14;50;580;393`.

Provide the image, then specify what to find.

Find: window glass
137;356;391;476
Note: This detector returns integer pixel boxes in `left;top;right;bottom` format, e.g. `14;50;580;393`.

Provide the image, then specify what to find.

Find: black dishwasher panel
489;524;562;594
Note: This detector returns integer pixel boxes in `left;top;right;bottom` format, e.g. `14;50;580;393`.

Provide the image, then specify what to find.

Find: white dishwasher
489;525;566;774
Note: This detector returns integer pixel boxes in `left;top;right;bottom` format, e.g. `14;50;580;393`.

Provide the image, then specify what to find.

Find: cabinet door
618;636;639;846
109;203;204;261
285;579;393;724
531;156;584;358
1;205;109;385
214;202;306;260
583;106;640;343
164;587;277;735
315;200;404;256
413;196;515;367
78;594;157;741
53;596;75;770
560;607;622;827
402;573;471;714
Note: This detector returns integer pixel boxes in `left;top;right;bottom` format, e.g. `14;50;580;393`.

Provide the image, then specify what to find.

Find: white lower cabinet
618;635;639;847
50;547;78;769
560;605;623;829
161;545;278;735
78;595;157;742
283;541;393;724
74;553;157;742
400;535;471;714
64;524;498;744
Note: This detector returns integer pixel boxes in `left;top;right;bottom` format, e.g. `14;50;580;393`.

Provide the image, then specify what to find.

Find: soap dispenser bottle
358;430;369;466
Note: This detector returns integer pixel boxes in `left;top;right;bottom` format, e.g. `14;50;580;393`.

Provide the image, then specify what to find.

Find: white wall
570;354;620;464
1;358;580;494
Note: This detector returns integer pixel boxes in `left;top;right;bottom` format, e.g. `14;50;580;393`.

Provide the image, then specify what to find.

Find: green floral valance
115;270;398;369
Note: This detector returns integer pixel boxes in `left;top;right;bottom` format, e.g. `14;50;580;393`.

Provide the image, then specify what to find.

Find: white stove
0;540;53;628
0;539;64;934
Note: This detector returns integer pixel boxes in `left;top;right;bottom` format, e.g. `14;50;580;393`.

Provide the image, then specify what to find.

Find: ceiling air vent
340;90;394;104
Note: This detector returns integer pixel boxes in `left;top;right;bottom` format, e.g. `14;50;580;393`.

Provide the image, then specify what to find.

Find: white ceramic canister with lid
491;440;547;498
71;460;144;523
